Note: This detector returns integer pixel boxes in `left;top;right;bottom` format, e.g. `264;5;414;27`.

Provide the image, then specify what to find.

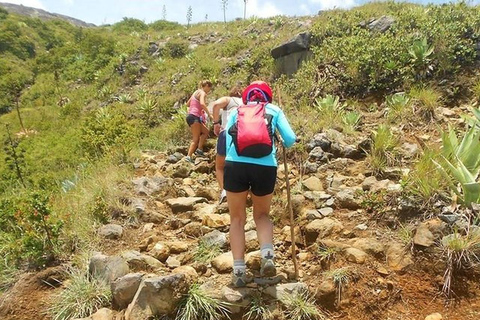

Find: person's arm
276;110;296;147
212;97;229;136
199;91;212;119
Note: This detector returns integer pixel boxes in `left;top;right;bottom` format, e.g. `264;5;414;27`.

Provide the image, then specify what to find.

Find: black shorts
186;114;201;126
224;161;277;196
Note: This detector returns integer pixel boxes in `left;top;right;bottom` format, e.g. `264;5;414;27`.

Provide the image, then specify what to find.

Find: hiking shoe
232;269;247;287
185;156;194;163
260;258;276;277
194;149;205;156
218;189;227;205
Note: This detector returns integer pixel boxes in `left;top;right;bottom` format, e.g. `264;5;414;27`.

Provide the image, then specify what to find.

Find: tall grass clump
409;86;441;121
244;293;273;320
193;240;223;263
48;267;111;320
281;291;326;320
176;283;230;320
405;148;445;202
365;125;399;176
441;229;480;297
324;267;351;306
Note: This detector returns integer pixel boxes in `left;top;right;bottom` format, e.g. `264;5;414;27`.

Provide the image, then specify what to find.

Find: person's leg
251;193;274;249
216;155;226;188
187;122;201;157
249;164;277;277
227;191;249;260
227;190;248;286
197;123;209;151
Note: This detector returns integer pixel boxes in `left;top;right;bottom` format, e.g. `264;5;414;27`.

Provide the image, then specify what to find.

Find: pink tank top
188;91;204;118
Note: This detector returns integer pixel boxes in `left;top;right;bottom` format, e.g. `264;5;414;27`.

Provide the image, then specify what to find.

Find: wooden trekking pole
276;87;299;280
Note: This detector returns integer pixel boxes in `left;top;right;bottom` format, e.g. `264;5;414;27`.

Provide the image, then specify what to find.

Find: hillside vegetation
1;2;480;319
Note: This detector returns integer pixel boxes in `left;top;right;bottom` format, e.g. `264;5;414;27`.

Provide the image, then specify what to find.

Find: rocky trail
2;108;480;320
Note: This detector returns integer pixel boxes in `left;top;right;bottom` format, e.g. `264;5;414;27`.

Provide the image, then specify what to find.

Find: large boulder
98;224;123;240
211;252;233;273
125;274;189;320
111;273;144;310
89;253;130;284
271;32;311;59
165;197;207;213
121;250;163;271
271;32;313;76
305;218;344;244
132;177;172;196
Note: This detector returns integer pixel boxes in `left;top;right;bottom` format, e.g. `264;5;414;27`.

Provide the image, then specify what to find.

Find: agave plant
433;124;480;207
409;37;434;76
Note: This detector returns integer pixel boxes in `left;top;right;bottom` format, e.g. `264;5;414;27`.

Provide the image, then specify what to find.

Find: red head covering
242;81;273;104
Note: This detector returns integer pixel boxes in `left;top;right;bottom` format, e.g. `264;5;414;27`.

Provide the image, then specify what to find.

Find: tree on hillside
162;5;167;20
244;0;247;19
187;6;192;27
221;0;228;23
4;124;26;188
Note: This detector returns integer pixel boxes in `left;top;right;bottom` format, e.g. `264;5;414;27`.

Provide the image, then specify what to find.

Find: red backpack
228;102;274;158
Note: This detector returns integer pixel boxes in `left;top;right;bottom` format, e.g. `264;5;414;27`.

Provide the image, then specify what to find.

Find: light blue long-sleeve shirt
225;102;296;167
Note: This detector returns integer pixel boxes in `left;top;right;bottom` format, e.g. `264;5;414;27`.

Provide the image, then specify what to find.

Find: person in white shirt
211;85;243;204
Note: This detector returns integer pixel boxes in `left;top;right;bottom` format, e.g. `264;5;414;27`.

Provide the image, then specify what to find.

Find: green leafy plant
176;283;230;320
440;229;480;297
137;98;158;127
48;267;111;320
433;124;480;207
117;93;133;104
385;92;411;122
193;240;223;263
409;37;434;77
342;111;362;132
281;290;325;320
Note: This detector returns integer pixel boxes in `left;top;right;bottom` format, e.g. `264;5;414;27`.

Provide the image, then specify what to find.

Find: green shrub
149;19;181;31
112;17;147;33
80;107;142;159
0;192;63;267
165;39;189;58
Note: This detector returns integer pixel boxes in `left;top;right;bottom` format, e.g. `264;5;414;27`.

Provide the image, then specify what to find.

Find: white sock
261;244;275;260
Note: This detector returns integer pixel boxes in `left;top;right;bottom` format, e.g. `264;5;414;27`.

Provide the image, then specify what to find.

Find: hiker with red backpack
185;80;213;163
211;85;243;204
224;81;296;287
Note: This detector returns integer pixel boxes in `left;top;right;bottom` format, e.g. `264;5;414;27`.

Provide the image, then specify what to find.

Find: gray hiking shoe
260;257;276;277
232;269;247;287
194;149;205;157
185;156;194;163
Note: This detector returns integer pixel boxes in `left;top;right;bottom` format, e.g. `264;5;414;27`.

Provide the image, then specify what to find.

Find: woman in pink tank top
185;80;213;162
